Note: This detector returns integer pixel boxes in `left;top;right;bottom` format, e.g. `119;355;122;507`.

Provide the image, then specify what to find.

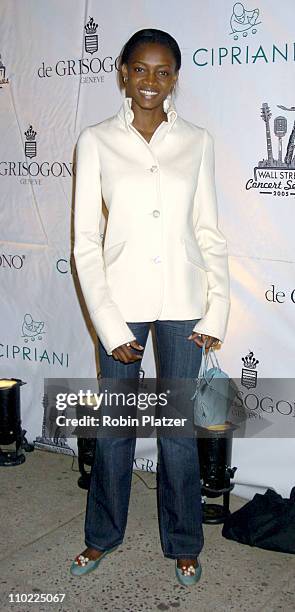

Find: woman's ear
118;63;128;91
121;63;128;82
171;78;178;95
171;72;178;92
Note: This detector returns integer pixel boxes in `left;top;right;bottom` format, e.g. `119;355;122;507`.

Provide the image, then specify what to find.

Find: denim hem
84;539;122;552
163;552;202;560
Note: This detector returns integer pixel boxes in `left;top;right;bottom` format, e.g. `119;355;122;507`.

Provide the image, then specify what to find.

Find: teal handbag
191;344;237;428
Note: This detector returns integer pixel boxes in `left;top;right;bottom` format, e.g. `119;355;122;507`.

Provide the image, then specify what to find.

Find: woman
71;28;230;586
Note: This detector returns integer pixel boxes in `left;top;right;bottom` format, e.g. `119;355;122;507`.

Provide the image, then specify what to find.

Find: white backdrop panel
0;0;294;499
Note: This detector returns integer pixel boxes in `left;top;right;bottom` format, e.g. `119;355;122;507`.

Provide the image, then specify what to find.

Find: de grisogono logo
0;124;73;184
0;54;9;88
133;457;155;472
0;313;69;367
246;103;295;197
37;16;119;84
193;3;295;68
0;253;25;270
232;349;295;424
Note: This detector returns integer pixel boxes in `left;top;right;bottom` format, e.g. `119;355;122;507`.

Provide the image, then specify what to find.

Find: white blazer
74;96;230;355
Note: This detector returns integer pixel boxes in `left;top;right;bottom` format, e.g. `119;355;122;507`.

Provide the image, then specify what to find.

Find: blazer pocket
103;240;126;267
182;237;210;272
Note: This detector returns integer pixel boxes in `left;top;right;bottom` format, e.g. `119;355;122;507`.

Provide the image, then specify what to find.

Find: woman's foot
176;558;199;576
175;558;202;586
73;547;104;566
70;545;118;576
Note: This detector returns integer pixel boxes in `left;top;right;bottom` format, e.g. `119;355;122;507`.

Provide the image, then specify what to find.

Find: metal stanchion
197;423;238;524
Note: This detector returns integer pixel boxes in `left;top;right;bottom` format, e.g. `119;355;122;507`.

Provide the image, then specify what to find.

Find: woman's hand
112;340;144;363
187;332;219;349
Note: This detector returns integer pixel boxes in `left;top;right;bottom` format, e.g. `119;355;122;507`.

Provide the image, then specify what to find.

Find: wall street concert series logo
0;313;69;367
246;103;295;197
0;54;9;88
37;16;119;85
0;124;73;183
193;3;295;68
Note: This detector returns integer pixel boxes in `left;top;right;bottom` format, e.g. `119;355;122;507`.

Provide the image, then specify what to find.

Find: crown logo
0;53;8;87
84;16;98;35
84;16;99;55
24;125;37;140
242;351;259;369
24;125;37;158
241;350;259;389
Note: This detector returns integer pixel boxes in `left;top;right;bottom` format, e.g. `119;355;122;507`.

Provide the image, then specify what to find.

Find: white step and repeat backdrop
1;1;294;499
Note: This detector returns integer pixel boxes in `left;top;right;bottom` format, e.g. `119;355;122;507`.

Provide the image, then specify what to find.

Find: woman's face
121;42;178;112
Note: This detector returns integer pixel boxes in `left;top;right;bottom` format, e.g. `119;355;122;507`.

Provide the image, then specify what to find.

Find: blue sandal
70;545;119;577
175;559;202;586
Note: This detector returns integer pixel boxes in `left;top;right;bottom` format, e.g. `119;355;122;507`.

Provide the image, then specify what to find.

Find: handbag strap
208;346;221;370
197;344;221;380
197;344;210;379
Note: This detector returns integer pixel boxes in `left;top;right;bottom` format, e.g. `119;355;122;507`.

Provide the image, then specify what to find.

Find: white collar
117;95;178;132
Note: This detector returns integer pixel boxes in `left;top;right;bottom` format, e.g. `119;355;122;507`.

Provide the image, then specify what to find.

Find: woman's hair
120;28;181;71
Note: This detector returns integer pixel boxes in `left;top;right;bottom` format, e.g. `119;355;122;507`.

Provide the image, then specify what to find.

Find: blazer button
153;256;162;263
152;210;160;218
150;165;158;173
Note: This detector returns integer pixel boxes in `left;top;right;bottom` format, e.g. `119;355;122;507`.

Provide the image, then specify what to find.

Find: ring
126;342;131;347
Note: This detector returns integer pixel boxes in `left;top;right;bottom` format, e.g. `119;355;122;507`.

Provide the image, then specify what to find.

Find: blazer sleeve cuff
89;305;136;355
192;297;231;343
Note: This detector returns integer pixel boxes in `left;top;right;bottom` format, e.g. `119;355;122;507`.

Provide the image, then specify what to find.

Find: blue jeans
84;320;204;559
